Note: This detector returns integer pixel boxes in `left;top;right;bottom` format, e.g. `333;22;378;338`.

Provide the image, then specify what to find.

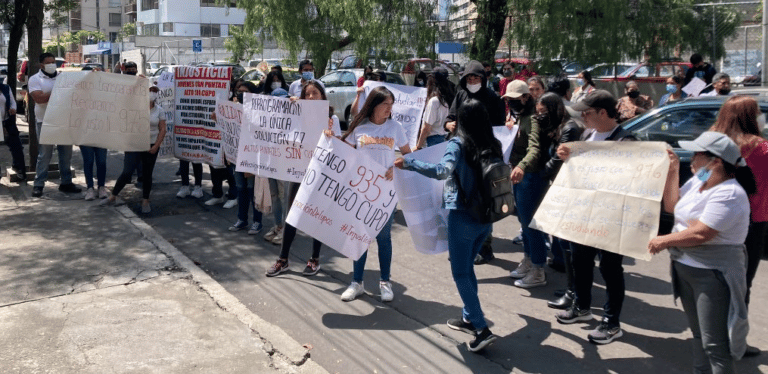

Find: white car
147;62;168;76
320;69;405;129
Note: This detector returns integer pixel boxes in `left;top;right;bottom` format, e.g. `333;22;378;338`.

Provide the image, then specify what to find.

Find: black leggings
745;221;768;305
113;150;158;199
279;182;322;259
180;160;203;186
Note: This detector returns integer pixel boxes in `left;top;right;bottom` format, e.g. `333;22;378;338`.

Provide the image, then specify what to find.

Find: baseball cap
570;90;617;112
432;66;449;80
679;131;747;167
502;80;530;99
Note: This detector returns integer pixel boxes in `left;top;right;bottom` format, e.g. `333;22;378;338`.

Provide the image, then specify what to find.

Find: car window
633;65;651;77
242;70;260;81
590;65;613;77
616;64;634;76
339;72;356;86
320;72;341;87
630;108;719;147
658;65;674;77
339;56;357;69
386;73;405;85
417;61;433;71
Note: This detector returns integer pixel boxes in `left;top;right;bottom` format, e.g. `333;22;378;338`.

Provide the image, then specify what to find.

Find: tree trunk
6;0;30;97
27;0;45;169
312;36;354;78
469;0;508;65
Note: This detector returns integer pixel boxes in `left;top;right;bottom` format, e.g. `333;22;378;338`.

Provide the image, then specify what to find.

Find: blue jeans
426;134;446;147
80;146;107;189
231;165;262;224
513;171;549;266
34;121;73;187
448;209;492;330
353;211;395;283
269;178;284;226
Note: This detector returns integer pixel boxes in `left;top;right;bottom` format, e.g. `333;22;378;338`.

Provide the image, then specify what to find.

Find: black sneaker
32;186;44;197
447;318;476;335
58;184;82;193
744;345;761;357
588;320;623;345
473;253;494;265
555;305;593;324
468;328;498;352
302;258;320;276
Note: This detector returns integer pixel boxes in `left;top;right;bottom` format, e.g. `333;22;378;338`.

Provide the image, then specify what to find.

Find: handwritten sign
359;81;427;149
493;125;518;163
529;142;670;261
40;71;150;151
173;66;231;167
235;93;328;182
156;71;175;158
393;142;450;254
286;135;397;260
216;99;243;164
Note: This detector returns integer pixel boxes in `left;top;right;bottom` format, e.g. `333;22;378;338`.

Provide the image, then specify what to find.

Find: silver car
320;69;405;129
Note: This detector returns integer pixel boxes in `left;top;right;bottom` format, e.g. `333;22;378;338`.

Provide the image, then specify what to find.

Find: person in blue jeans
80;146;108;201
227;163;263;235
395;99;500;353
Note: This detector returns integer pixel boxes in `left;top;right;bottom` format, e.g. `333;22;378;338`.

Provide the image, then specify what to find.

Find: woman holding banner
649;131;755;373
261;71;289;96
394;99;500;352
266;80;343;277
339;86;412;302
415;68;455;150
101;86;168;213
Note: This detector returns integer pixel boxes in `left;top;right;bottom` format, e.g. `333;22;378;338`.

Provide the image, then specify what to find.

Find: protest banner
286;136;397;260
359;81;427;149
40;71;150;151
173;66;231;167
529;141;670;261
235;93;328;183
493;125;518;162
393;142;450;255
216;99;243;164
156;71;175;158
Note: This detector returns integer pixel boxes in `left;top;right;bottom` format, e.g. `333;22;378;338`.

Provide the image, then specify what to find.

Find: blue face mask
695;159;715;182
576;78;585;87
666;84;677;93
302;71;314;81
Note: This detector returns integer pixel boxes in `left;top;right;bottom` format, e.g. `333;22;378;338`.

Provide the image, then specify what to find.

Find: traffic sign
192;40;202;53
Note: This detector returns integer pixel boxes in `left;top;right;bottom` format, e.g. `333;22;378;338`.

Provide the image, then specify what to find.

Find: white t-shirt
28;71;57;122
673;177;750;268
149;105;165;143
288;79;325;98
0;85;17;121
346;118;408;168
586;126;620;142
423;96;449;137
330;114;342;136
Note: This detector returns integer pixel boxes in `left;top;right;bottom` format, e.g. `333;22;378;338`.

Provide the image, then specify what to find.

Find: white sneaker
176;185;190;198
514;266;547;288
510;256;533;279
341;282;365;301
205;196;226;205
271;227;284;245
380;281;394;302
98;186;109;199
264;226;280;241
191;185;204;198
222;198;238;209
84;188;96;201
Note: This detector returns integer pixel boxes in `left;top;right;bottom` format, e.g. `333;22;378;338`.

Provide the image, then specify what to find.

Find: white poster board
682;77;707;97
493;125;518;162
286;136;397;260
359;81;427;149
173;66;231;167
235;93;328;182
529;141;670;261
156;71;176;158
40;71;150;151
216;99;243;164
393;142;450;255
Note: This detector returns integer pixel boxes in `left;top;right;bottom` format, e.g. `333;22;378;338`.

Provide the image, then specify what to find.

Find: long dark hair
580;70;595;87
300;80;335;118
704;151;757;195
263;71;289;95
454;99;503;169
536;92;566;140
426;73;456;107
341;86;394;141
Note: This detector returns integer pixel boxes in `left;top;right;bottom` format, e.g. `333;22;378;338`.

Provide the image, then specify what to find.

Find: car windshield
627;107;719;147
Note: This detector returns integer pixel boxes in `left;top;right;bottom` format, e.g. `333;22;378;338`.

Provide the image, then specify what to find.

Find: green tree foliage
506;0;741;65
224;25;261;63
118;22;136;41
236;0;437;76
468;0;509;65
0;0;30;93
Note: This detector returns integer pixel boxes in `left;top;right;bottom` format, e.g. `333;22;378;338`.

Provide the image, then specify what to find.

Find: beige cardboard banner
529;141;670;261
40;71;150;151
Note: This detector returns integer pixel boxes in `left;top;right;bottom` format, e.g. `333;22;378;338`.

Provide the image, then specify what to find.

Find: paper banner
156;71;175;158
493;125;518;163
359;81;427;149
216;99;243;164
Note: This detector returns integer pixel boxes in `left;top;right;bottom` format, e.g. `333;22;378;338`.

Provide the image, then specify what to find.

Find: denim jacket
402;137;477;210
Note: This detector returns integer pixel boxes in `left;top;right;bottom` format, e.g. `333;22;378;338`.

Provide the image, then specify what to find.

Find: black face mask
533;112;549;124
509;100;525;113
236;92;244;103
627;91;640;99
718;88;731;95
125;71;137;76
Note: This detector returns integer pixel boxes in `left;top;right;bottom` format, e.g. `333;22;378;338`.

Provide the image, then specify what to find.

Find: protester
415;68;455;149
101;86;167;213
616;80;653;123
339;86;412;302
176;161;204;198
483;62;494;91
235;81;259;103
31;52;81;197
79;142;108;201
513;64;536;82
555;90;635;344
350;71;383;118
414;71;428;88
571;70;596;103
357;65;373;87
261;71;289;96
505;82;554;288
659;76;688;106
498;62;514;97
649;131;754;372
205;165;237;208
709;96;768;357
0;77;25;181
259;87;291;245
288;60;325;97
701;73;732;97
394;99;500;353
684;53;718;93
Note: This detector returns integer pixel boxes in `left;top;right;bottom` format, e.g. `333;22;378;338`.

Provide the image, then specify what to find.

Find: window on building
109;0;121;7
109;13;121;27
109;32;118;42
163;22;174;33
200;24;221;37
142;23;159;36
141;0;159;10
201;0;237;7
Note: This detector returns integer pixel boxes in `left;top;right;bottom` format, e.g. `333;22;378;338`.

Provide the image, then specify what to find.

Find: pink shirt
743;138;768;222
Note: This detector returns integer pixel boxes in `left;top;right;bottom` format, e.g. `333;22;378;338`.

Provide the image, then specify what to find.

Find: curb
115;206;328;374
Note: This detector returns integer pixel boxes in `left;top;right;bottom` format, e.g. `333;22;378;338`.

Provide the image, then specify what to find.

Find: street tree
467;0;509;65
0;0;30;95
224;25;261;64
118;22;136;42
43;0;79;57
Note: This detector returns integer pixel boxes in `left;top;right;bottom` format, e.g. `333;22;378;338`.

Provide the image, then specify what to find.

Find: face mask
417;80;424;86
466;83;481;93
503;70;512;77
236;92;244;103
666;84;677;94
271;82;281;90
125;71;137;76
628;91;640;99
718;88;731;95
149;92;157;102
302;71;314;81
509;100;524;112
576;78;585;87
695;159;714;182
43;63;57;74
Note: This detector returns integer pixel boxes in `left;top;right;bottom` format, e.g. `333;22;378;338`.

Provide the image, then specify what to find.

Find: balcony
124;3;136;15
70;10;81;20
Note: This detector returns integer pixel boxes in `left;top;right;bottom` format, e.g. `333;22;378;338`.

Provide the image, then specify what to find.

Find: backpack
456;149;515;223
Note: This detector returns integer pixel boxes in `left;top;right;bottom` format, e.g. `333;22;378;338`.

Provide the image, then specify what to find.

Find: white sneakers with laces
341;282;365;301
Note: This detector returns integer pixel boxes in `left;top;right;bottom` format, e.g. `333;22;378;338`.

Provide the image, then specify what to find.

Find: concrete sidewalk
0;179;326;373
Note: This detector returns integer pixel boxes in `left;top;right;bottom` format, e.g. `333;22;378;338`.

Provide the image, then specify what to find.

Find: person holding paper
339;86;412;302
659;76;688;107
684;53;717;94
649;131;754;373
394;99;501;352
415;68;455;149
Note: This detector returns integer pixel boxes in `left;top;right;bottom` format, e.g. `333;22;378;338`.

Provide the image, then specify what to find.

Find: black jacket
445;60;505;128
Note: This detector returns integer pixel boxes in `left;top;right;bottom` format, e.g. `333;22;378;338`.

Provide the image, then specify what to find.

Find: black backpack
456;149;515;224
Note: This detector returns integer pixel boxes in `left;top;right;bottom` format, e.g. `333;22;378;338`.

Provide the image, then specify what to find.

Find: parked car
240;68;266;90
320;69;405;128
147;62;168;75
387;58;460;85
338;55;388;70
612;61;692;83
211;62;246;79
587;62;637;78
148;65;183;86
564;61;590;78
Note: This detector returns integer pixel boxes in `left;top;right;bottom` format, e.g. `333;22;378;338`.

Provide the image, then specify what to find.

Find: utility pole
28;0;45;169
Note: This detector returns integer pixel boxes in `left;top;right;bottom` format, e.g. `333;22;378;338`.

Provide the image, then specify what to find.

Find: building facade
136;0;246;38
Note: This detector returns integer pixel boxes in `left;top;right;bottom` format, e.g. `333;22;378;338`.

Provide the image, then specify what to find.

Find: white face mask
44;63;57;74
467;83;481;93
271;82;281;90
149;92;158;102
